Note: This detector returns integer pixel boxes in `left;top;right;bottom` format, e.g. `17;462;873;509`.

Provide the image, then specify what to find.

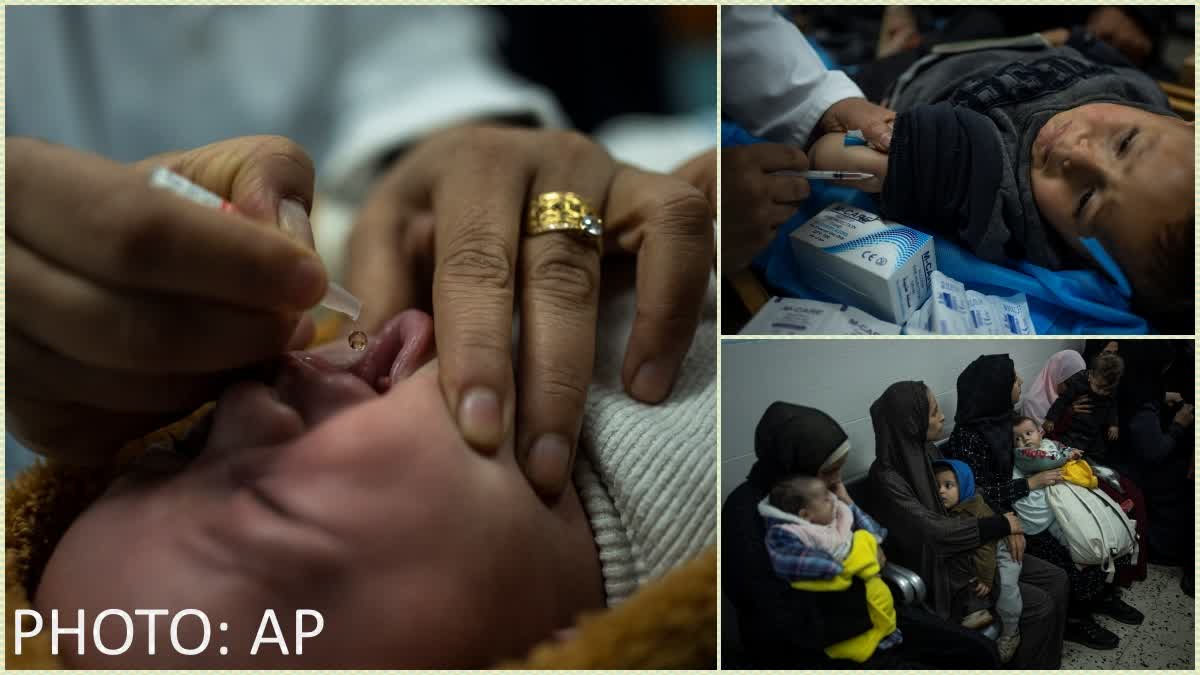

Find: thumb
138;135;318;249
863;118;895;153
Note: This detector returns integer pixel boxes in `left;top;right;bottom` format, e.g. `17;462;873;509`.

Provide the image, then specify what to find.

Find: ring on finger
525;191;603;253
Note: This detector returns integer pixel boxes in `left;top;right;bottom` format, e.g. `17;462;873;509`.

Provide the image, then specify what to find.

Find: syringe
769;170;876;181
148;167;363;321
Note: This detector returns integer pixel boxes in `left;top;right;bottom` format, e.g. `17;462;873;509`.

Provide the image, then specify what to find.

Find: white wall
721;339;1084;500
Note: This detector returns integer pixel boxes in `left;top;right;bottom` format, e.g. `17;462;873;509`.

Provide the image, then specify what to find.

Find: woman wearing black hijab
1113;342;1195;575
723;402;998;668
944;354;1139;651
868;381;1067;668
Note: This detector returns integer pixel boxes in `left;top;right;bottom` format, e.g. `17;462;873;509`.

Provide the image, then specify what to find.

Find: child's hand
1107;426;1119;441
1068;449;1084;461
8;136;324;464
975;581;992;598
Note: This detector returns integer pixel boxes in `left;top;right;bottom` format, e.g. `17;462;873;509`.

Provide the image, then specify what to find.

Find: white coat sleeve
323;7;567;200
721;6;864;147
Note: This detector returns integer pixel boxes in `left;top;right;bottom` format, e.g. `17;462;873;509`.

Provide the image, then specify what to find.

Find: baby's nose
1061;136;1100;172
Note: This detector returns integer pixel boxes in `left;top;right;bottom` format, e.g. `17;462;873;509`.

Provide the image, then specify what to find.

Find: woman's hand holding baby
1004;513;1027;564
347;124;713;501
1004;512;1024;535
1027;468;1064;490
7;136;325;464
1071;394;1094;415
974;581;992;598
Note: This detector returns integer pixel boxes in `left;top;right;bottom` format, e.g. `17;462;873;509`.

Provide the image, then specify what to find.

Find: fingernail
278;198;316;250
527;433;572;496
631;358;676;403
291;255;327;308
458;387;503;449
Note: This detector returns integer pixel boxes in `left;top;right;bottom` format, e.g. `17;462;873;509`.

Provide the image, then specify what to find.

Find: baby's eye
1074;187;1095;221
1117;128;1138;158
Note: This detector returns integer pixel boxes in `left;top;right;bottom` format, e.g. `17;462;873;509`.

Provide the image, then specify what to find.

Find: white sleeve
721;6;864;146
322;7;566;199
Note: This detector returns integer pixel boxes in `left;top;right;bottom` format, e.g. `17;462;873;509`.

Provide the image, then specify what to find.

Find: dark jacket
1045;370;1118;456
881;41;1172;270
948;494;998;589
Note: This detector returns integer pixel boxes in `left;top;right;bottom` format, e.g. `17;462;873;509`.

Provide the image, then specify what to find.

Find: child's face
35;310;605;667
1014;420;1043;448
934;469;960;509
1088;371;1118;396
799;482;837;526
1030;103;1193;300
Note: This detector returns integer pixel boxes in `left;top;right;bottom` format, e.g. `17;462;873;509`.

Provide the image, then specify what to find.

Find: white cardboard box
789;203;937;324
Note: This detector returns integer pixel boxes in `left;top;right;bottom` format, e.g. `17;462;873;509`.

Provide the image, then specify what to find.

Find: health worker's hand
818;97;896;152
720;143;810;274
7;136;327;463
346;125;713;502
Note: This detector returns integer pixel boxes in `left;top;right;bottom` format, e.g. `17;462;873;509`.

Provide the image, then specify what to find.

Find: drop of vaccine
348;330;368;351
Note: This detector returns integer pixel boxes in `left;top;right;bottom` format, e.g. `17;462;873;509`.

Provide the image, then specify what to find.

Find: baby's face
35;310;604;667
1030;103;1193;298
800;483;836;526
1088;371;1117;396
1014;420;1043;449
934;470;960;509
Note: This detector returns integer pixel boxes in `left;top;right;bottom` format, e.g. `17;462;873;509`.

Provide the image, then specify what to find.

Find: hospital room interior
722;338;1195;669
722;5;1196;337
5;5;718;668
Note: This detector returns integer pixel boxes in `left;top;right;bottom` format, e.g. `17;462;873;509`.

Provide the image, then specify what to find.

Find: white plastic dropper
149;167;362;321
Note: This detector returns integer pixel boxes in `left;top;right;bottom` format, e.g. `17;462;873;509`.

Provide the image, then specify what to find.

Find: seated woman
944;355;1140;652
22;264;718;668
1023;347;1152;587
1020;350;1087;424
868;380;1066;667
807;34;1193;331
723;402;999;668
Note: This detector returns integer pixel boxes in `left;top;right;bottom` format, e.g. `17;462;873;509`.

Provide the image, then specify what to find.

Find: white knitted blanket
574;262;717;605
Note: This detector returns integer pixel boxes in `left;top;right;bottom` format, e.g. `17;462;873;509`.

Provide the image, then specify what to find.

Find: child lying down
28;270;717;667
809;39;1193;327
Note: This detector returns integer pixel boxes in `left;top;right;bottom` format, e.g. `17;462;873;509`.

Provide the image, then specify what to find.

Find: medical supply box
789;203;936;325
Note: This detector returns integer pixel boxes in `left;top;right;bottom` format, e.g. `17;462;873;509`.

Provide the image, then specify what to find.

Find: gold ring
526;191;603;252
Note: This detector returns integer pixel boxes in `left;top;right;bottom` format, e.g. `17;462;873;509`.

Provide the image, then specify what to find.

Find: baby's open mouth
203;310;437;440
295;310;436;394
